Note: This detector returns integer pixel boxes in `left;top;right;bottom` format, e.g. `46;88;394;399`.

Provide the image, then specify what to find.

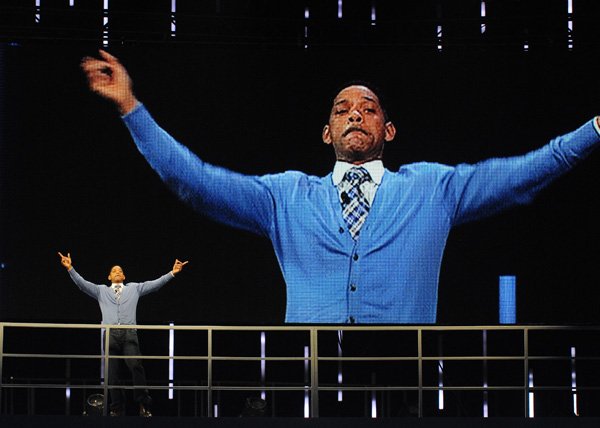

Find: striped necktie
114;284;123;301
340;166;372;239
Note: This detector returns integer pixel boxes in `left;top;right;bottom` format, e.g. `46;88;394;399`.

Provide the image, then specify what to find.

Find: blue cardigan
123;105;600;324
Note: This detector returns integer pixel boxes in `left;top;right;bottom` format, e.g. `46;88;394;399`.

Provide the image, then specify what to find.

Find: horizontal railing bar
4;322;600;332
0;383;208;391
5;382;600;393
3;353;102;359
2;354;208;360
2;354;313;361
5;353;599;362
318;385;600;391
211;356;307;361
319;356;524;361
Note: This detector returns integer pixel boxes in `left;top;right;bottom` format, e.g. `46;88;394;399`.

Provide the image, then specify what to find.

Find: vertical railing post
310;327;319;417
524;327;529;417
207;328;213;417
0;324;4;411
418;328;423;418
103;326;110;416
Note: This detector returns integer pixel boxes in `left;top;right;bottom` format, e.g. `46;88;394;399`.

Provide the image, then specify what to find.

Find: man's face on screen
108;265;126;283
322;85;395;164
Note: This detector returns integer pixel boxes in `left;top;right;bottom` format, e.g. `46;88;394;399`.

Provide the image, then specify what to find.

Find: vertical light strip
35;0;41;23
436;3;442;52
371;2;376;26
480;1;486;34
337;330;343;402
171;0;176;37
370;372;377;418
103;0;109;47
304;346;310;418
482;330;488;417
571;347;578;416
338;0;343;19
304;7;309;49
214;404;219;417
168;322;175;399
567;0;574;50
523;41;529;52
66;383;71;416
70;0;75;7
260;331;266;400
371;390;377;418
438;360;444;410
438;335;444;410
528;369;535;418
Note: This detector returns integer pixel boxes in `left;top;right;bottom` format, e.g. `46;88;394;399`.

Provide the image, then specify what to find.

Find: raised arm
81;52;276;237
57;252;100;299
136;259;187;297
445;119;600;226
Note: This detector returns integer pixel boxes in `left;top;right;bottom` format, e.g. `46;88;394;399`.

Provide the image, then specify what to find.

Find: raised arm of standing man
58;251;101;298
134;259;190;296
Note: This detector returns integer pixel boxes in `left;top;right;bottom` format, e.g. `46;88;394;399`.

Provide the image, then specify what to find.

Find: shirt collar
332;160;385;186
111;283;124;288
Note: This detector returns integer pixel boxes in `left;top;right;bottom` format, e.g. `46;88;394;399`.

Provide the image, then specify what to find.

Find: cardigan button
348;316;356;324
338;227;344;234
350;284;357;292
353;253;359;261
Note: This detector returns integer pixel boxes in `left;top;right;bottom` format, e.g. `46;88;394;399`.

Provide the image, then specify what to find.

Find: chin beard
339;151;383;164
345;145;384;162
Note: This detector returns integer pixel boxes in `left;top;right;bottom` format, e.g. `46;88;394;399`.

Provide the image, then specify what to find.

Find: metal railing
1;323;599;417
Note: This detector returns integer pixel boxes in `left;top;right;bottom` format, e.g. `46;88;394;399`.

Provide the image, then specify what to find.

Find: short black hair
331;79;390;122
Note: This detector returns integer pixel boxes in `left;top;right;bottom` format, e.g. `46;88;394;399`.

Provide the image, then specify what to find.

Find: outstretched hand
80;49;138;115
172;259;189;276
58;252;72;271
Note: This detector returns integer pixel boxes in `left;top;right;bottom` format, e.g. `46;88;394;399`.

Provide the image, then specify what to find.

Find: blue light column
499;275;516;324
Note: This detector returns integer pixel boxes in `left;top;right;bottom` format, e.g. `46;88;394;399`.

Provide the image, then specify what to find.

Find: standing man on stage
58;251;188;417
80;50;600;324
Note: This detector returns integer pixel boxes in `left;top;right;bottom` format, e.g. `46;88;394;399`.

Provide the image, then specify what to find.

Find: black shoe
139;404;152;417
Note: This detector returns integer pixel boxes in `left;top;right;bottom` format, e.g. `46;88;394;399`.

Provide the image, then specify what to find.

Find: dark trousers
106;329;151;410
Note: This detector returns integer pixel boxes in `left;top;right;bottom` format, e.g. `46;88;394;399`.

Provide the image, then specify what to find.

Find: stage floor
2;416;600;428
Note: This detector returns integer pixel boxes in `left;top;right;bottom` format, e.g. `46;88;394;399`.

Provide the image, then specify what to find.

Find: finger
181;261;189;265
67;253;70;259
58;251;64;258
98;49;120;64
80;56;105;65
81;62;111;74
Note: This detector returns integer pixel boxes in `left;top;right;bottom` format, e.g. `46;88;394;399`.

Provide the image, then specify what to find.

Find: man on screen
58;251;188;416
81;50;600;324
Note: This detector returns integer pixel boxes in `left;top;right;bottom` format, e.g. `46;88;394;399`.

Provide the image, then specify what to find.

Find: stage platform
2;416;600;428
